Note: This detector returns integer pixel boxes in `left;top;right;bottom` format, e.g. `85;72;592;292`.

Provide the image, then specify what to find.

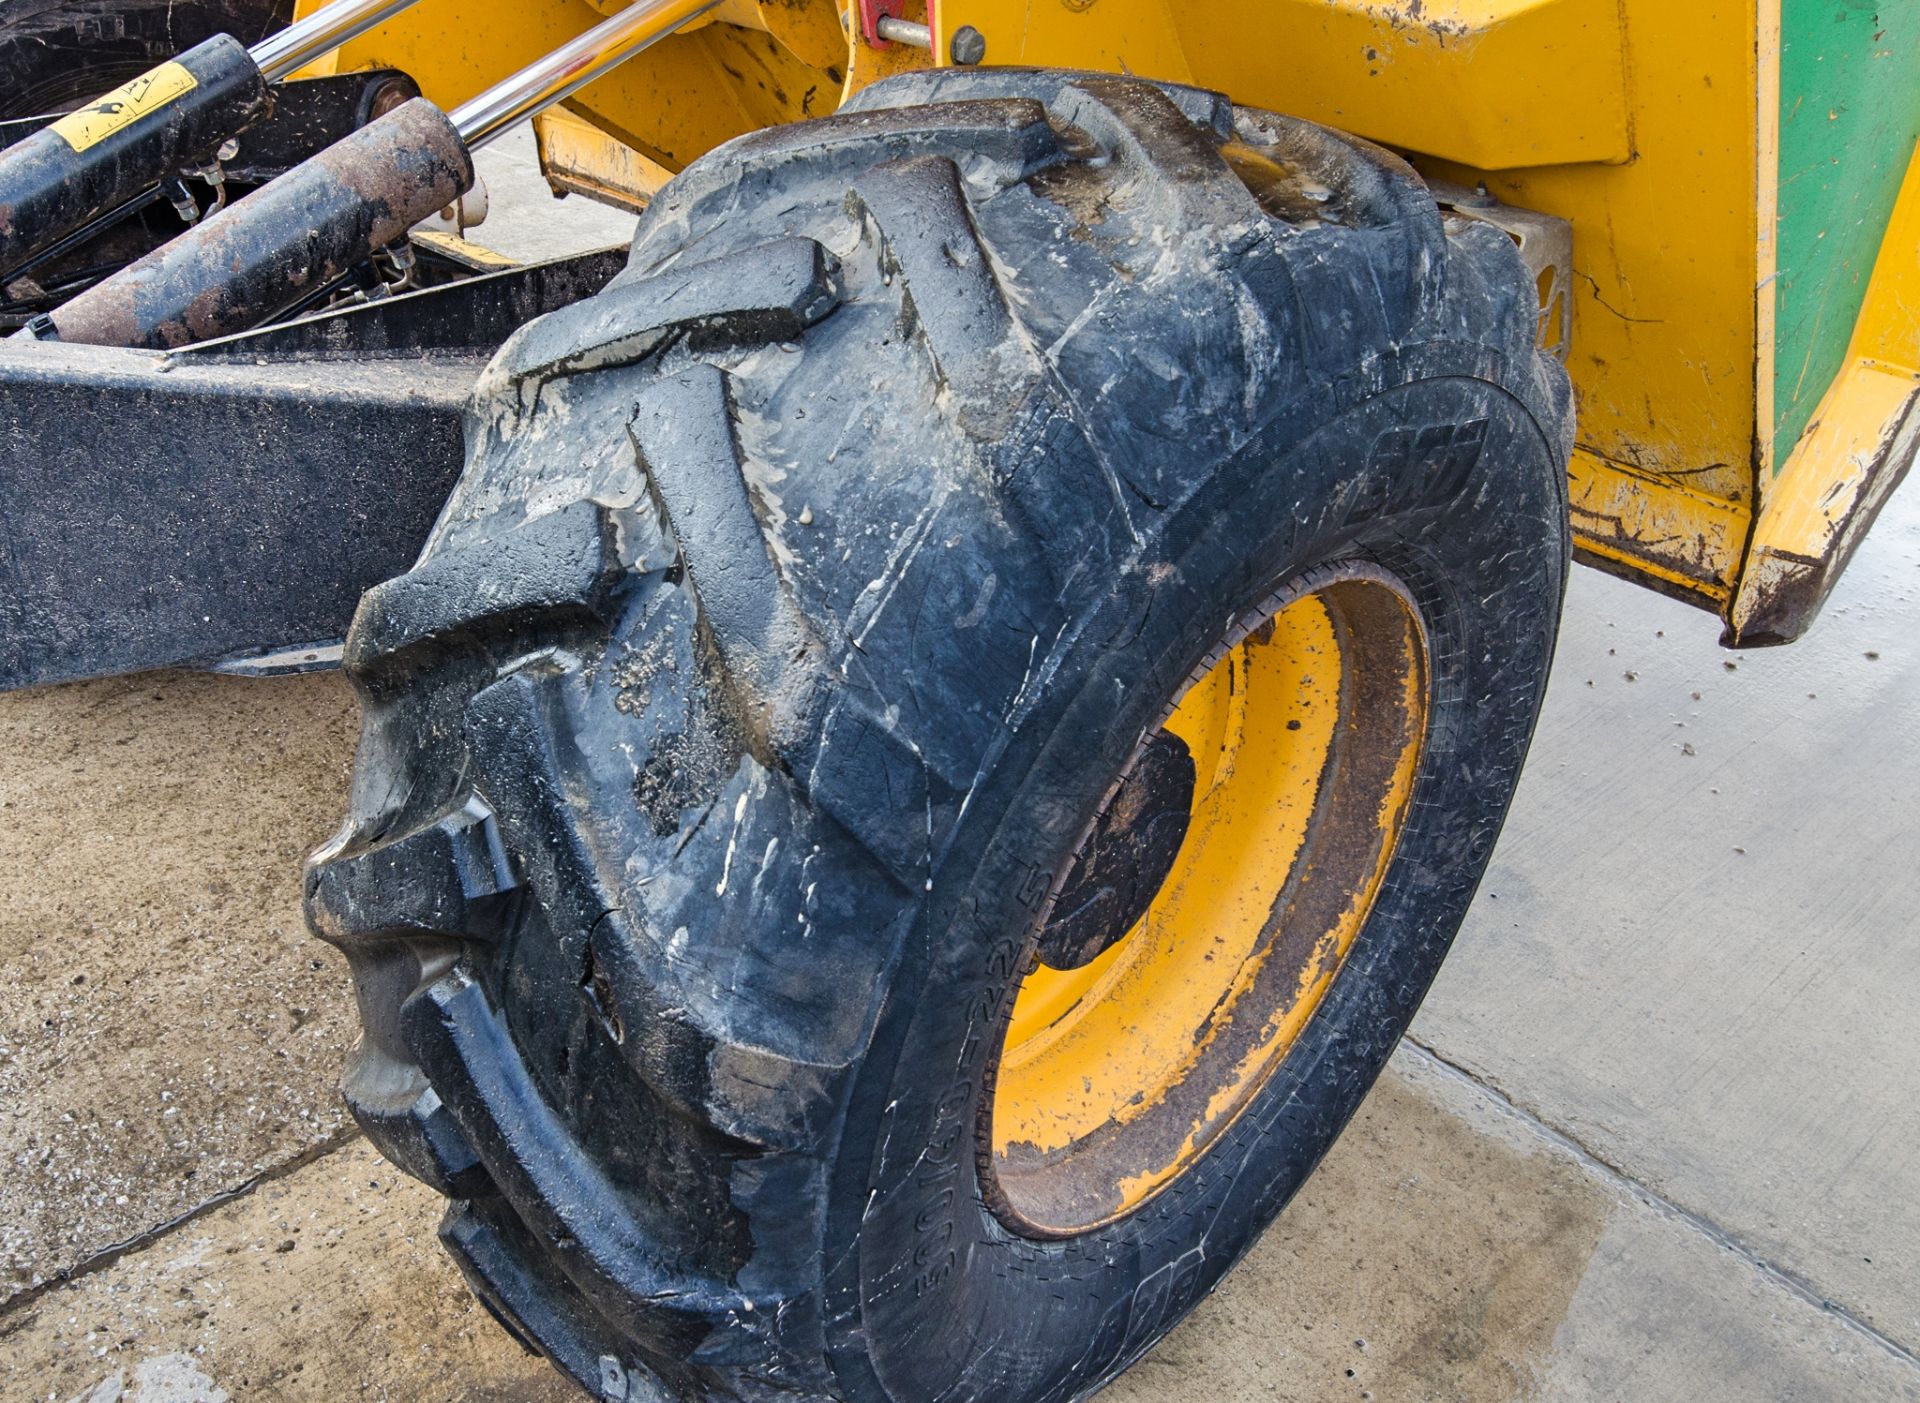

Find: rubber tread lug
724;97;1059;175
841;67;1235;140
460;673;722;1066
406;970;760;1349
632;99;1065;262
440;1201;666;1399
502;237;841;391
801;687;958;889
1053;78;1271;242
985;393;1135;596
850;155;1041;436
306;795;519;948
629;366;822;733
462;672;832;1148
585;912;842;1153
1231;105;1448;322
346;500;623;676
348;1084;490;1199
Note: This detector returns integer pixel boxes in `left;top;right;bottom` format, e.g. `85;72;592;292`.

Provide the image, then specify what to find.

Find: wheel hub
1036;729;1196;971
985;565;1432;1237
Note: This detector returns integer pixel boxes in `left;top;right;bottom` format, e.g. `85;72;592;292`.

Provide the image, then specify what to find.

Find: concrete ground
3;130;1919;1402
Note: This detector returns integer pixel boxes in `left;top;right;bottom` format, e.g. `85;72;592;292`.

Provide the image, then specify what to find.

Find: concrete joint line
6;1042;1918;1375
0;1127;366;1322
1399;1037;1920;1374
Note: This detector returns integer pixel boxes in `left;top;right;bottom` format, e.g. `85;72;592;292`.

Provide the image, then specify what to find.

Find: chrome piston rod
251;0;431;81
448;0;722;149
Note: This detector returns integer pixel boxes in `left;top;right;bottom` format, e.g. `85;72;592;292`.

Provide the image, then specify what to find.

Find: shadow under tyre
306;68;1573;1403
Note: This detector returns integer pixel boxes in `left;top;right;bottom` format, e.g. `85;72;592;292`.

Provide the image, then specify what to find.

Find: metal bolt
367;78;416;122
950;24;987;65
874;15;931;47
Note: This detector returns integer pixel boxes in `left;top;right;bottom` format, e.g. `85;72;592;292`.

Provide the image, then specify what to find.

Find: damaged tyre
307;68;1572;1401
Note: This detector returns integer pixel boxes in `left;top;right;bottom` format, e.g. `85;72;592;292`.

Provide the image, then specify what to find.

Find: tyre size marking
1066;1245;1209;1383
1360;419;1491;513
904;924;1027;1299
51;62;199;152
1013;858;1053;914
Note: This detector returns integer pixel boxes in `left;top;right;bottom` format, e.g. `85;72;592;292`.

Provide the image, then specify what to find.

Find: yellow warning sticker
50;62;199;152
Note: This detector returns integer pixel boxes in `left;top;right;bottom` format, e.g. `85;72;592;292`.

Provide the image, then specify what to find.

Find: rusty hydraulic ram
0;0;429;280
35;0;721;350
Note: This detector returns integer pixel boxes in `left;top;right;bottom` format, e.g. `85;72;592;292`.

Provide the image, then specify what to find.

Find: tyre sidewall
824;352;1569;1403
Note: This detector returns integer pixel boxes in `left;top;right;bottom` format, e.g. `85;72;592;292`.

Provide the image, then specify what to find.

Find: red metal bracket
857;0;906;47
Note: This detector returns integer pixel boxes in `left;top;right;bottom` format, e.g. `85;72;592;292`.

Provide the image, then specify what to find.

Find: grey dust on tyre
305;67;1572;1403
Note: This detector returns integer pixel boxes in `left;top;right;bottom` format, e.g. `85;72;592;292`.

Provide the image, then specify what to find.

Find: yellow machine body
293;0;1920;645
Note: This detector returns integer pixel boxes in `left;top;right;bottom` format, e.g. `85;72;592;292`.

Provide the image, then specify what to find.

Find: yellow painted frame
288;0;1920;643
1729;142;1920;644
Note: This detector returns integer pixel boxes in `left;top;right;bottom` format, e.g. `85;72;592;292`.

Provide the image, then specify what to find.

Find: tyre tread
311;66;1574;1402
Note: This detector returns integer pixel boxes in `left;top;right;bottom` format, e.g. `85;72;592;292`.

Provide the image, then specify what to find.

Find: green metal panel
1774;0;1920;470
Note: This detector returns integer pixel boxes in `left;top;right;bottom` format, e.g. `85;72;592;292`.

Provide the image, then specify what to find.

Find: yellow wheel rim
985;566;1431;1236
